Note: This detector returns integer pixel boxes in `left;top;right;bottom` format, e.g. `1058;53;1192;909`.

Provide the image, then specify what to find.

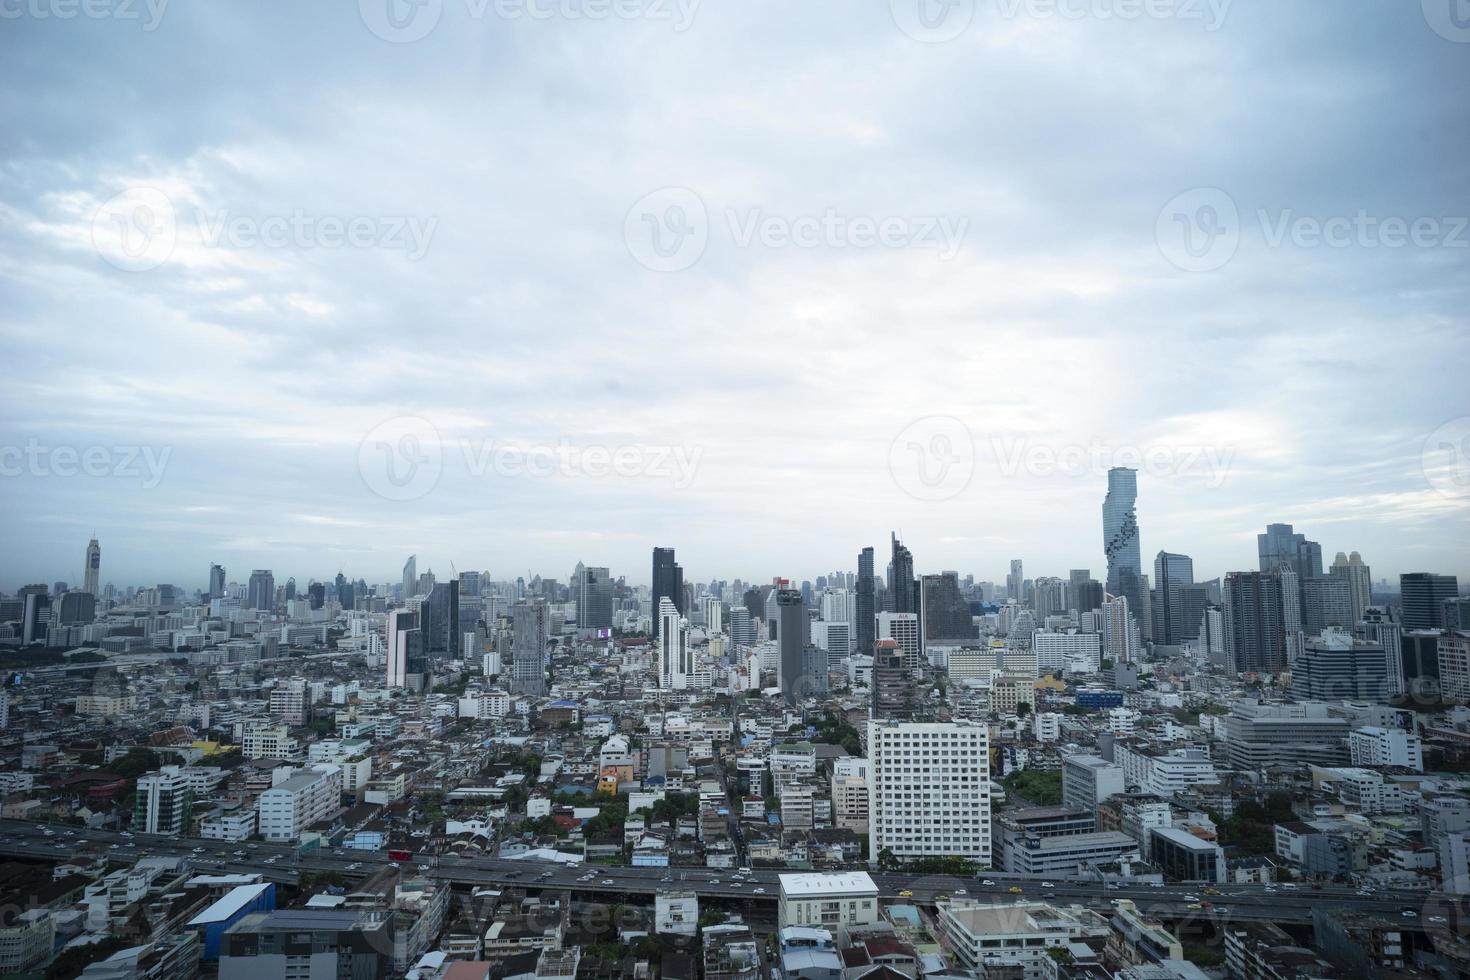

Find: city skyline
1;3;1468;590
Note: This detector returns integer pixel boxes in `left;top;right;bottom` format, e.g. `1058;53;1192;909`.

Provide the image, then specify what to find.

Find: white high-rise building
811;621;852;667
385;608;416;689
658;598;691;689
868;719;991;865
820;588;855;630
876;612;921;669
1033;711;1061;742
1348;726;1424;771
1330;551;1373;625
831;757;870;835
1103;596;1138;663
84;538;100;596
257;764;343;842
1033;631;1101;675
134;766;194;835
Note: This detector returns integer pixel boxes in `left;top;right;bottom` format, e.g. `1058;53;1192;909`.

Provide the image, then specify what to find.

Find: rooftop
779;871;877;897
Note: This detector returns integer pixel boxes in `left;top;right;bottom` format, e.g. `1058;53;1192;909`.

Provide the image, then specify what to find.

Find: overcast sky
1;0;1467;593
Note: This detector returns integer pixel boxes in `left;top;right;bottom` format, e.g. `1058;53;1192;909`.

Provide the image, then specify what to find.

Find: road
0;819;1455;929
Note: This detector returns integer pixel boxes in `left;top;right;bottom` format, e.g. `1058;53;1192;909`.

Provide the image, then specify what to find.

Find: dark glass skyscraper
856;546;875;657
651;546;683;638
889;533;917;616
1400;573;1459;630
1222;570;1286;675
1152;551;1194;646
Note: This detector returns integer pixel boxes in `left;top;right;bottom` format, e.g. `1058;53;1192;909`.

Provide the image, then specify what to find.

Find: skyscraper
385;608;418;688
921;572;973;642
775;586;808;702
209;563;226;599
889;534;917;616
402;554;418;599
575;564;613;630
1222;571;1287;676
1329;551;1372;624
247;570;275;611
511;600;548;695
1258;523;1323;580
83;538;99;596
1152;551;1194;646
651;547;683;639
419;580;460;658
1401;573;1460;630
1007;559;1024;602
856;546;875;657
657;597;691;689
1103;467;1143;635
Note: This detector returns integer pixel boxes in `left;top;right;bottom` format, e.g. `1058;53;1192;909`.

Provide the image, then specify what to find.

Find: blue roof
188;883;272;925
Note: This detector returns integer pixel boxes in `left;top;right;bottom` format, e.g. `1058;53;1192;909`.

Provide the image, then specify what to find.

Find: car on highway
1186;903;1202;910
1041;882;1055;889
347;863;361;871
898;889;913;897
192;847;204;854
980;879;994;886
601;879;614;885
752;887;766;894
1402;909;1417;917
1008;886;1023;894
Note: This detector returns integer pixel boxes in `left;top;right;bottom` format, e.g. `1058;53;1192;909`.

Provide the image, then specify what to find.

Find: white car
752;887;766;894
1041;882;1056;889
192;847;204;854
981;879;995;886
601;879;614;885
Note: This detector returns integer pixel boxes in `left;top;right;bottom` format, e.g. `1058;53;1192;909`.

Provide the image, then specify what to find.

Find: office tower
419;581;460;658
819;587;854;629
307;582;325;610
1152;551;1194;646
703;595;725;632
775;587;808;702
921;572;973;642
1439;632;1470;703
511;600;548;695
1072;578;1105;614
811;620;852;667
867;718;991;864
338;578;355;612
1292;632;1390;701
1401;631;1441;699
856;546;876;657
83;538;99;595
1006;559;1024;602
574;564;613;630
1444;597;1470;630
1031;577;1067;617
1401;573;1460;630
890;534;918;615
209;563;226;598
283;577;296;601
1359;607;1404;695
876;612;922;669
1102;467;1143;634
20;592;51;645
1303;576;1354;631
729;607;756;651
402;555;417;598
56;591;96;625
651;547;684;639
1329;552;1372;624
218;910;391;980
385;609;417;688
1258;522;1323;579
657;597;692;689
1222;571;1287;675
458;570;482;596
247;570;275;611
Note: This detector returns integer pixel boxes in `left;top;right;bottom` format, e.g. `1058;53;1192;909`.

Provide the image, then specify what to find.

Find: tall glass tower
1103;467;1142;625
